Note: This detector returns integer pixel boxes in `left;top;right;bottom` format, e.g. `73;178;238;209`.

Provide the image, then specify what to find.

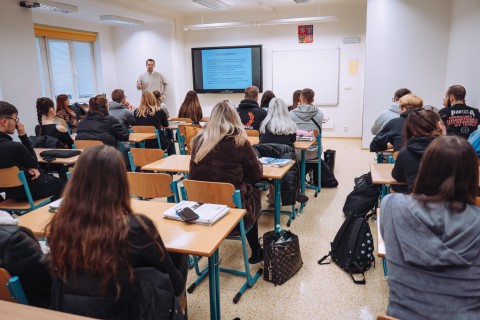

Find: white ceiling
31;0;365;25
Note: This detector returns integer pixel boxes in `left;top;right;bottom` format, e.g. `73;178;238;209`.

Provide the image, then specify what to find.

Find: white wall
0;0;42;137
362;0;452;148
180;3;367;137
444;0;480;108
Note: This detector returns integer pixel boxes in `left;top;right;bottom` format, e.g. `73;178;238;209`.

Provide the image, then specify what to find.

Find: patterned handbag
262;230;303;285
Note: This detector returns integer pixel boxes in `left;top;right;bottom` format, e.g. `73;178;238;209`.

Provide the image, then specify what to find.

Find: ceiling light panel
100;15;144;27
192;0;230;11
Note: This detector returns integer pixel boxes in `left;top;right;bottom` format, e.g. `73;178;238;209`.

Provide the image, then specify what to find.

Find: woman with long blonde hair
134;91;175;154
178;90;203;124
189;101;264;263
48;145;186;318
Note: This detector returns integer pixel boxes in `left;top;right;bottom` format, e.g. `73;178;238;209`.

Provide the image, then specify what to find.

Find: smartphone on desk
176;207;199;222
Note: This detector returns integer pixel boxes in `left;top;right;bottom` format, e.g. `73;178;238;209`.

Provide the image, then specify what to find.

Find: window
35;26;97;102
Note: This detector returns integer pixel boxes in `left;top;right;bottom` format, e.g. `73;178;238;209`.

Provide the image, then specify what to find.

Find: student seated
189;101;264;264
76;95;129;147
381;135;480;320
0;101;64;201
371;88;411;135
391;108;445;193
153;90;170;119
178;90;203;124
236;86;266;131
48;145;187;319
134;91;175;155
370;93;423;152
288;89;301;111
108;89;136;132
55;94;78;133
260;90;275;111
0;210;51;308
35;97;73;148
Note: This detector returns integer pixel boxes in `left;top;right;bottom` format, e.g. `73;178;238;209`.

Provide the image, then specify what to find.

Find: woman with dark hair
391;108;445;193
76;94;129;146
178;90;203;124
134;91;175;155
381;135;480;320
153;90;170;118
55;94;77;133
260;90;275;111
35;97;73;148
48;145;186;319
288;90;301;111
189;101;264;264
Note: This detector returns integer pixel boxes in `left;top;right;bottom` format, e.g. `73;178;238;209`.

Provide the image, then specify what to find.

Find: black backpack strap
318;252;332;265
311;118;322;131
345;219;364;267
349;271;366;285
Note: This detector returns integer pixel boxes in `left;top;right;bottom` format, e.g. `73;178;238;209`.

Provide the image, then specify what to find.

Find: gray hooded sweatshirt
371;102;400;135
108;101;135;131
289;104;324;132
380;193;480;320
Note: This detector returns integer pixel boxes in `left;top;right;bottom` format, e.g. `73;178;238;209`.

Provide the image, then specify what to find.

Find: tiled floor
185;138;389;320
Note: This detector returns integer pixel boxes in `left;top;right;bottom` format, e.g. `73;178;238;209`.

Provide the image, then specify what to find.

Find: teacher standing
136;59;167;97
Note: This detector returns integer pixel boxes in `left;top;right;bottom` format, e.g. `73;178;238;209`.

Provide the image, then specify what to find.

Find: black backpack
342;172;380;217
318;213;375;284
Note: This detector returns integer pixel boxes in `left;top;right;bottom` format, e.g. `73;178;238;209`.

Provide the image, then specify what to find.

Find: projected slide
202;48;252;90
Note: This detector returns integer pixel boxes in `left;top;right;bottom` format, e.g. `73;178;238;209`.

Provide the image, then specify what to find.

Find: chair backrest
476;197;480;207
182;180;237;208
245;129;260;137
0;167;23;188
376;315;399;320
177;124;202;136
201;116;210;122
128;148;165;171
74;140;103;150
127;172;174;199
170;117;192;124
0;268;28;304
131;126;156;134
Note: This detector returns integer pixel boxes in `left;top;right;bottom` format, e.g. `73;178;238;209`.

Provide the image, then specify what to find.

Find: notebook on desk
163;201;229;225
258;157;294;167
296;136;315;142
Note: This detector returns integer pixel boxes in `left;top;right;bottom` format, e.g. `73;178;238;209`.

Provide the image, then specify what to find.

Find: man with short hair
236;86;266;130
136;59;167;96
109;89;135;131
0;101;63;201
371;88;411;135
439;85;480;139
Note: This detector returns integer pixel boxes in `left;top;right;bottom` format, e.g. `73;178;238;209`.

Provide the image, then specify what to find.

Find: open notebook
258;157;294;167
163;201;230;225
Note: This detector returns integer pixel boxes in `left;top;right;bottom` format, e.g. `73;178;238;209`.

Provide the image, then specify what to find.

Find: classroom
0;0;480;319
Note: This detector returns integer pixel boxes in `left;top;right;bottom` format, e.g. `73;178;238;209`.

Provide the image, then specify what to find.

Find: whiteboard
272;48;340;106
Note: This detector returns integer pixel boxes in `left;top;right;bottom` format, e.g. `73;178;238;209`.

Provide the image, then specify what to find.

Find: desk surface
166;121;186;129
246;136;315;150
128;132;157;142
0;300;96;320
370;163;406;185
18;199;245;257
142;154;293;179
35;148;80;165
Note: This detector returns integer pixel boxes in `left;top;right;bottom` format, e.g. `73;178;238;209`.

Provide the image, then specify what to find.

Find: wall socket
344;126;348;132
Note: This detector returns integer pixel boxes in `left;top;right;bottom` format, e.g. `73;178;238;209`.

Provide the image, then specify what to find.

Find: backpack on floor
342;172;380;218
318;213;375;284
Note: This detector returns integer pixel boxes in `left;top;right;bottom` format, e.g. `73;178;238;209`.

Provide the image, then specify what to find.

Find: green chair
0;268;28;304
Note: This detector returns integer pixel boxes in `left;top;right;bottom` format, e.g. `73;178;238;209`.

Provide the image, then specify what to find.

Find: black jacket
236;100;266;130
370;111;411;152
76;113;129;147
391;136;436;193
35;124;74;148
439;104;480;139
52;268;183;320
0;225;51;308
259;128;296;148
0;132;38;172
51;215;186;319
253;143;298;206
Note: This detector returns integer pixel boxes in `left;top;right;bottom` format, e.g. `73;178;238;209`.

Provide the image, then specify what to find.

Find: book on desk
296;136;315;142
163;201;229;225
258;157;294;167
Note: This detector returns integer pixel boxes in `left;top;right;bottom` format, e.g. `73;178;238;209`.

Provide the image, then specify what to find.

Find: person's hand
322;117;329;123
16;121;26;136
136;80;142;90
125;101;134;110
27;168;41;180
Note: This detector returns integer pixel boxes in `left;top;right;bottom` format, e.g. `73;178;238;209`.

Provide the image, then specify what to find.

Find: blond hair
399;93;423;111
135;91;158;117
191;100;247;163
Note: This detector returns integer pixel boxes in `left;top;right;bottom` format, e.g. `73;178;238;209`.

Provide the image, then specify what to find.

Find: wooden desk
18;200;245;320
370;163;406;185
128;133;157;143
0;300;96;319
35;148;80;165
166;121;186;130
142;155;293;229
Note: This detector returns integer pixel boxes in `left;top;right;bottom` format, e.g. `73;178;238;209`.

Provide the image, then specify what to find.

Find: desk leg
208;250;221;320
299;150;306;213
274;178;281;230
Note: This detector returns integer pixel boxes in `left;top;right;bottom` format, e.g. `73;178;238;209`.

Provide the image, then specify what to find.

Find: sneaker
248;249;264;264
